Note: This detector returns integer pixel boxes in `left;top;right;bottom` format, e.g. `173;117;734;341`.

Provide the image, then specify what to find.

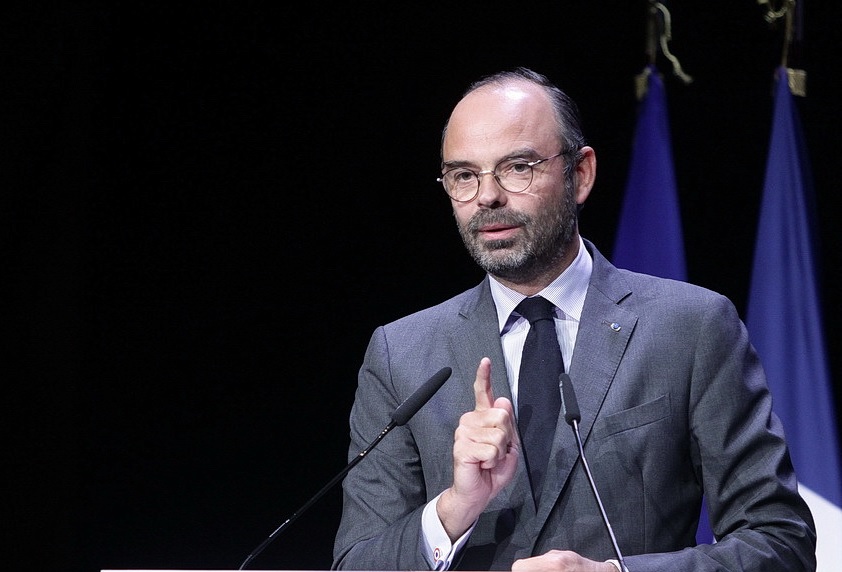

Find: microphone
559;373;628;572
238;366;453;570
391;366;452;426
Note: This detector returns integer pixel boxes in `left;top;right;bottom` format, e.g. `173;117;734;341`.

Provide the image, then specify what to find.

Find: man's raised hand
437;357;519;540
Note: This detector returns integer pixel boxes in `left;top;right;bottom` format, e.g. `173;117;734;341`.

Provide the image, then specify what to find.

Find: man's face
441;82;580;284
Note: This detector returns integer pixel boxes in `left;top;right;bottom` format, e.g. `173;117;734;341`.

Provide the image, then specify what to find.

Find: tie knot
516;296;555;324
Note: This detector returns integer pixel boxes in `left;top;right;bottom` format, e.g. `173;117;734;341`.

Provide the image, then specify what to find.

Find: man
332;68;815;571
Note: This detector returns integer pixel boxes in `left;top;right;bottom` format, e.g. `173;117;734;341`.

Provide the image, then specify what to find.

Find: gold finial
635;1;693;100
758;0;807;96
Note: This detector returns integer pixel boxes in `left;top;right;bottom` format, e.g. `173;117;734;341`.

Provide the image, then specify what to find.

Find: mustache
465;209;531;234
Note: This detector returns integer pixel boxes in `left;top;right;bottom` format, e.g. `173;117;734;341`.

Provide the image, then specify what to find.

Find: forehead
443;81;558;162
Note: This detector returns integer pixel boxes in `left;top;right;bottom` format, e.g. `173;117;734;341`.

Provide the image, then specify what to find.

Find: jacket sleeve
332;326;434;570
624;293;816;571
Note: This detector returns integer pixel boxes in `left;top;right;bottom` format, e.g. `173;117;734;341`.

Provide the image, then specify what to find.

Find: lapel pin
610;322;621;332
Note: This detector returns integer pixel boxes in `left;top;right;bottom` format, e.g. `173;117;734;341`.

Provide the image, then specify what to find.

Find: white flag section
746;68;842;570
799;485;842;568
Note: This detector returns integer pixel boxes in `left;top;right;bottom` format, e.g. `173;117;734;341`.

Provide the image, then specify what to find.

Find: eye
498;160;531;177
449;169;476;184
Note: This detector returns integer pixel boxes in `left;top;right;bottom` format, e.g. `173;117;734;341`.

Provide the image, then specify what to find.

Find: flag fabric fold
746;66;842;571
612;65;687;282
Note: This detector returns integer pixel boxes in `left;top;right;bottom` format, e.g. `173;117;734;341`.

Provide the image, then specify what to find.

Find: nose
475;170;507;208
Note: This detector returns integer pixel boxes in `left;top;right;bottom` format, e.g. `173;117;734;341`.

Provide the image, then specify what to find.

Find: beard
456;179;579;284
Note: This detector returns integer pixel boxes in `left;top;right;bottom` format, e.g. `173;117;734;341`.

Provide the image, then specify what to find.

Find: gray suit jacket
333;241;815;571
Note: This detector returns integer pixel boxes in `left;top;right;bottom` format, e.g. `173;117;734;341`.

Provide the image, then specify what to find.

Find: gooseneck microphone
559;373;628;572
238;366;453;570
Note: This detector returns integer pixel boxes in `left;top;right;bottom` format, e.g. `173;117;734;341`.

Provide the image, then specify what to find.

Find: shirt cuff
421;492;476;570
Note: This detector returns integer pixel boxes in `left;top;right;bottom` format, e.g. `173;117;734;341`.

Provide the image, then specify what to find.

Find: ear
572;146;596;205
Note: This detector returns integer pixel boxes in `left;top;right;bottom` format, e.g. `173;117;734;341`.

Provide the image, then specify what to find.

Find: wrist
437;488;481;541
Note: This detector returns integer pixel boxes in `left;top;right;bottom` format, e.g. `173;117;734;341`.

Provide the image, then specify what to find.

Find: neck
493;235;581;296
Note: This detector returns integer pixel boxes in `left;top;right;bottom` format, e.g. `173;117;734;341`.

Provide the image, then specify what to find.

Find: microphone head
559;373;581;425
391;367;452;426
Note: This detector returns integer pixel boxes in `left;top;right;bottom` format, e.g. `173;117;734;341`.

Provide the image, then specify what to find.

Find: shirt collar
489;236;593;333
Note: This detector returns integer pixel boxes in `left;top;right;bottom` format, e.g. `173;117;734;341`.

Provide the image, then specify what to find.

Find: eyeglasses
437;150;569;203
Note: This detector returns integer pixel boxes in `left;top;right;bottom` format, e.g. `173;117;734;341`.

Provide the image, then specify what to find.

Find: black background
6;2;841;571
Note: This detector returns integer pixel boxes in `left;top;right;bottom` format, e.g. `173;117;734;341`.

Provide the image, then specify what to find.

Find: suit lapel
535;242;638;528
447;278;511;403
448;278;536;520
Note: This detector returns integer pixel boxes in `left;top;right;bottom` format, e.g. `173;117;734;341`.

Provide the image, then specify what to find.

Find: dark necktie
516;296;564;504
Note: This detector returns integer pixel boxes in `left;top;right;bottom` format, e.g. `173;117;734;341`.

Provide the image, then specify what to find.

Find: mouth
477;223;521;241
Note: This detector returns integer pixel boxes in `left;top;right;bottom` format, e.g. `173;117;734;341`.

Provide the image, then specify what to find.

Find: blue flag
612;65;687;281
746;67;842;570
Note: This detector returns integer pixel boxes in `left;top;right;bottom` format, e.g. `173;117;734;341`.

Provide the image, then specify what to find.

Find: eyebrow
441;147;541;170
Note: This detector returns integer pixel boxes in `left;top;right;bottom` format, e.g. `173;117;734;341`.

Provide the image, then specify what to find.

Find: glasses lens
496;159;533;193
442;169;478;201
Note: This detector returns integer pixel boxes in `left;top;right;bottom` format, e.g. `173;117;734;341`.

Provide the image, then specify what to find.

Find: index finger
473;357;494;411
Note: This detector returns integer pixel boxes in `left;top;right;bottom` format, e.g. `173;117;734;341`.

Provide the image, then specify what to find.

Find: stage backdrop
7;3;841;571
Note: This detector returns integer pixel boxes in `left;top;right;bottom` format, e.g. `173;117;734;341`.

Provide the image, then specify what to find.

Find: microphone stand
560;373;628;572
238;423;395;570
238;366;452;570
569;417;628;572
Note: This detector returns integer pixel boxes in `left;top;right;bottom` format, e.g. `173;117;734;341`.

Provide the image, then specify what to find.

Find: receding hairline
441;68;586;158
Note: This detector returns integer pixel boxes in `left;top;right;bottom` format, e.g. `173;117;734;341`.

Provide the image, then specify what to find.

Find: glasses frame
437;149;572;203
